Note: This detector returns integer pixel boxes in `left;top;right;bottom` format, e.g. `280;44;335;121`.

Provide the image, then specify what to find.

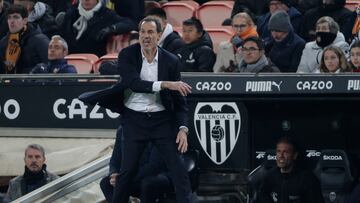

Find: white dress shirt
124;48;165;112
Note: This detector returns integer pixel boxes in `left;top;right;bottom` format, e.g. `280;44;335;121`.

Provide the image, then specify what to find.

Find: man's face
269;0;287;14
24;148;45;173
276;142;297;173
316;22;330;32
232;17;249;36
182;25;201;44
139;21;161;52
7;13;27;34
48;39;67;60
271;30;288;42
241;41;263;64
81;0;98;11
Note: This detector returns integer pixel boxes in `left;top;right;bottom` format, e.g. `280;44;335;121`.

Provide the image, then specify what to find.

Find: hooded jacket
177;31;216;72
297;31;349;73
0;24;49;74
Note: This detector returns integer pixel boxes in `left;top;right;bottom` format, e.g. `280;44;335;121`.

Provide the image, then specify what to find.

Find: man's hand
176;130;188;153
161;81;192;96
109;173;119;187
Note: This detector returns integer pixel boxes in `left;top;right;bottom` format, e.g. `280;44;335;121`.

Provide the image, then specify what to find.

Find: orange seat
65;54;99;74
106;33;130;54
94;53;118;73
162;2;199;27
196;1;234;27
345;0;359;11
205;27;233;53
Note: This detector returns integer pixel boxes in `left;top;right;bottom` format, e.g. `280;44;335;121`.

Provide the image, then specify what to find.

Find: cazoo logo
196;82;232;91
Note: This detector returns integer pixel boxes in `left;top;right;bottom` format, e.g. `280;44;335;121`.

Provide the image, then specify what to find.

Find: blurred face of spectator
316;22;330;32
182;25;202;44
324;49;340;72
7;13;27;33
81;0;98;11
147;15;166;32
271;30;288;42
48;39;67;60
232;17;249;36
269;0;287;14
276;142;297;173
139;21;160;52
24;148;45;173
351;47;360;68
241;41;263;64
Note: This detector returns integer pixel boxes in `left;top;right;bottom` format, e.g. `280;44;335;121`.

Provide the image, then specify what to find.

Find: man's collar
141;46;159;63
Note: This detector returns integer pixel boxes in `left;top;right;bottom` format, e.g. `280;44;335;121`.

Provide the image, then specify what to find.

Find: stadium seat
65;54;99;74
345;0;359;11
205;27;233;53
161;2;199;27
313;149;354;203
247;150;277;203
94;53;118;73
196;1;234;27
106;33;130;54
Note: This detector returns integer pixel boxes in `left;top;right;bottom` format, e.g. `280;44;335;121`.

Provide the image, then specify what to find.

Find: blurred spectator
289;0;322;15
3;144;58;202
214;12;258;72
177;17;215;72
0;4;49;74
351;4;360;43
238;37;279;73
301;0;355;42
145;7;185;55
30;35;77;73
0;0;9;40
258;136;325;203
257;0;303;47
38;0;74;17
297;16;349;73
14;0;59;39
267;11;305;72
58;0;136;57
231;0;267;17
350;40;360;72
109;0;144;24
318;46;350;73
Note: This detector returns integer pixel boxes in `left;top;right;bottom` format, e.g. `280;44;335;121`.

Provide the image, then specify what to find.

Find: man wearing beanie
267;10;305;72
257;0;302;47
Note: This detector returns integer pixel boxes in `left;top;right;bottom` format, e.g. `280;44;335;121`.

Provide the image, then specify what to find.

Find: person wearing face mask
301;0;355;42
297;16;349;73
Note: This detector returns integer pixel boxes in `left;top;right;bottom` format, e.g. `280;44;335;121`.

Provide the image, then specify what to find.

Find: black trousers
112;108;192;203
140;174;173;203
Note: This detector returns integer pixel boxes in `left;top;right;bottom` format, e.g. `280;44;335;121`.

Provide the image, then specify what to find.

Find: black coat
59;6;136;57
0;24;49;74
110;0;144;24
269;30;305;72
162;31;185;55
29;3;59;39
38;0;73;16
177;31;216;72
0;1;9;40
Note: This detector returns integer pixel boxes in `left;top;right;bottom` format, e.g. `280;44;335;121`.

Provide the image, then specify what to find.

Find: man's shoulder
46;171;59;181
9;175;24;185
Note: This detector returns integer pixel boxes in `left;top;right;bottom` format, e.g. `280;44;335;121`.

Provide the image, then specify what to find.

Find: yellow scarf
5;32;22;74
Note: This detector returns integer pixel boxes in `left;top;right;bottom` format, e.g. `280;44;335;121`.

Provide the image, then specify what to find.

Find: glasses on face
233;24;248;29
241;47;261;53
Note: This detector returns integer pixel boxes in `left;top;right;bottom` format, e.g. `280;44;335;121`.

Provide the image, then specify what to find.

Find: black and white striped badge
194;102;241;165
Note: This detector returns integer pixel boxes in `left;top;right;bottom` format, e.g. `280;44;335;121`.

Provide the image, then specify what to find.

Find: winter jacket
301;0;356;42
110;0;144;24
177;31;216;72
213;41;241;72
259;167;325;203
31;59;77;74
257;7;303;45
268;30;305;72
297;31;349;73
59;6;136;57
0;24;49;74
29;3;59;39
238;55;280;73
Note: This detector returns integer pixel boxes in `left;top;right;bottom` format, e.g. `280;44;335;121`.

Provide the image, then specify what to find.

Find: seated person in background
267;11;305;72
259;136;324;203
350;40;360;72
13;0;58;39
177;17;216;72
31;35;76;73
58;0;136;57
0;4;49;74
4;144;58;202
0;0;10;40
318;46;351;73
257;0;303;47
297;16;349;73
213;12;258;73
238;37;279;73
145;7;185;55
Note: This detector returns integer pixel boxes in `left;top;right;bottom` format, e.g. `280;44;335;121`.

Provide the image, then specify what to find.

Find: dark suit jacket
79;43;188;128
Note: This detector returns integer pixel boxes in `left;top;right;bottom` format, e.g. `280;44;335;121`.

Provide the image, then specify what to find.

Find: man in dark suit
80;17;193;203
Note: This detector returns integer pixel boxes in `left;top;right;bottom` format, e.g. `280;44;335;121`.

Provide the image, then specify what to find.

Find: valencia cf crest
194;102;241;165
